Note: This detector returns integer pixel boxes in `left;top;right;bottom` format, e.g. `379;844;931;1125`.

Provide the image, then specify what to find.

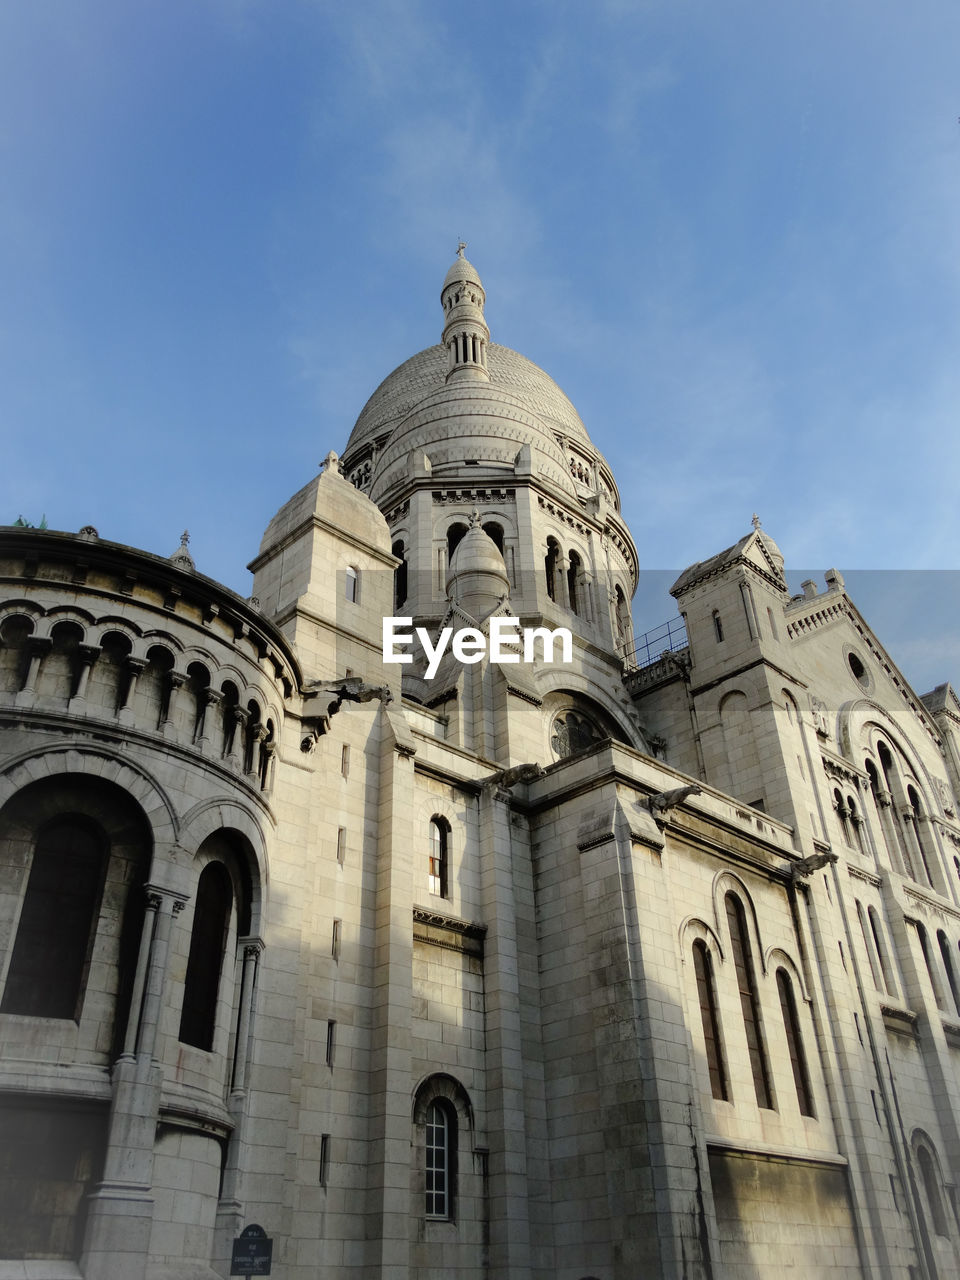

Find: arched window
868;907;895;997
344;565;359;604
429;818;449;898
856;900;881;990
725;893;773;1109
551;709;603;760
544;537;560;603
567;550;582;616
692;940;728;1100
179;862;233;1051
916;923;946;1012
446;523;468;564
847;795;867;855
938;930;960;1016
392;540;408;611
1;816;107;1019
917;1144;949;1237
776;968;814;1116
614;585;630;655
834;789;851;845
907;785;936;887
425;1100;454;1219
482;521;504;554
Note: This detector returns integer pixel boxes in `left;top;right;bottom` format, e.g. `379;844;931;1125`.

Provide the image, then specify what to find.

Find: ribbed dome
443;253;483;291
344;342;592;457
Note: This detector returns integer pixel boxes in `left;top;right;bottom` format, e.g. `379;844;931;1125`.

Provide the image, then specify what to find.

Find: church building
1;250;960;1279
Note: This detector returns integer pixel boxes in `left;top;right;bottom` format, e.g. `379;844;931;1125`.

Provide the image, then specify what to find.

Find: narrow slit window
332;918;342;962
344;566;359;604
692;940;728;1100
425;1101;451;1218
429;818;449;897
179;862;233;1051
938;930;960;1016
336;827;346;866
713;611;724;643
725;893;774;1109
776;968;814;1117
325;1019;336;1066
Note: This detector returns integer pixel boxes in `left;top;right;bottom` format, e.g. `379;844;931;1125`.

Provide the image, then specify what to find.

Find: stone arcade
2;250;960;1278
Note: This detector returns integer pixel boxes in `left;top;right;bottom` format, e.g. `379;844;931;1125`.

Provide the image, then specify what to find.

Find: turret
440;243;490;382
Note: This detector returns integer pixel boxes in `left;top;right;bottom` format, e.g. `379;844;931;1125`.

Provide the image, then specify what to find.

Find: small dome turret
441;242;490;383
445;516;509;621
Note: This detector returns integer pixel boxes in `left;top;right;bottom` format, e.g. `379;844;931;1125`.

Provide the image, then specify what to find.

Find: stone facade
1;251;959;1278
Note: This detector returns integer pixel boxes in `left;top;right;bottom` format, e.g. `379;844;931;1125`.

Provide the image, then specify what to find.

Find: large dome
344;342;593;458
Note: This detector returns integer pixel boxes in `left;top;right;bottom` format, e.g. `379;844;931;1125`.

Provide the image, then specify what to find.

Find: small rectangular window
326;1019;336;1066
332;918;342;962
336;827;346;866
340;744;350;777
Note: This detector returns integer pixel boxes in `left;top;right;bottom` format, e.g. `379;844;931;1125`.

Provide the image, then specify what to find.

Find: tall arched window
567;550;582;616
916;923;946;1012
868;906;896;997
429;818;449;898
482;521;504;554
614;585;630;655
725;892;773;1109
544;538;560;603
425;1100;454;1219
446;523;468;564
776;968;814;1117
392;540;408;611
938;930;960;1016
907;785;936;887
692;940;728;1100
917;1144;949;1237
855;900;881;991
179;862;233;1051
1;816;107;1019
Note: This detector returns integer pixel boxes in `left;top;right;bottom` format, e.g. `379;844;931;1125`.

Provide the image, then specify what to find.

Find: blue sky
2;2;959;691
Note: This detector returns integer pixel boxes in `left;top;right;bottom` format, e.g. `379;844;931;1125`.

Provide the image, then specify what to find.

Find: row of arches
0;774;257;1065
0;615;280;789
687;886;815;1119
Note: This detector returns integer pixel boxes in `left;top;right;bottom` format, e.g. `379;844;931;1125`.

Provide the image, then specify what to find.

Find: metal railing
627;615;689;669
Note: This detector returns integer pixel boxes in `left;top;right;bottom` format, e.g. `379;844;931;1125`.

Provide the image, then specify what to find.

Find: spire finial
457;239;467;258
180;529;190;548
751;513;761;531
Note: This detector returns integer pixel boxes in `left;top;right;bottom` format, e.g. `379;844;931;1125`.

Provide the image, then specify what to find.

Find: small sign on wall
230;1223;273;1276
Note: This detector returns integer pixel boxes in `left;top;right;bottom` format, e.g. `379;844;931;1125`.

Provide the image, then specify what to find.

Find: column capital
143;883;190;914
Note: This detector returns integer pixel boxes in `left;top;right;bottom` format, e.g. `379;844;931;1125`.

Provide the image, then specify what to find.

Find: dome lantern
441;242;490;383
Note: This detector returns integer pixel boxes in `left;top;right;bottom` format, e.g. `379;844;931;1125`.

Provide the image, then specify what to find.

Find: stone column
477;781;533;1277
70;642;100;706
230;938;263;1097
118;656;146;724
161;671;187;740
247;723;268;784
16;635;50;703
366;706;417;1279
196;686;222;753
227;706;249;770
81;884;187;1280
214;938;266;1271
